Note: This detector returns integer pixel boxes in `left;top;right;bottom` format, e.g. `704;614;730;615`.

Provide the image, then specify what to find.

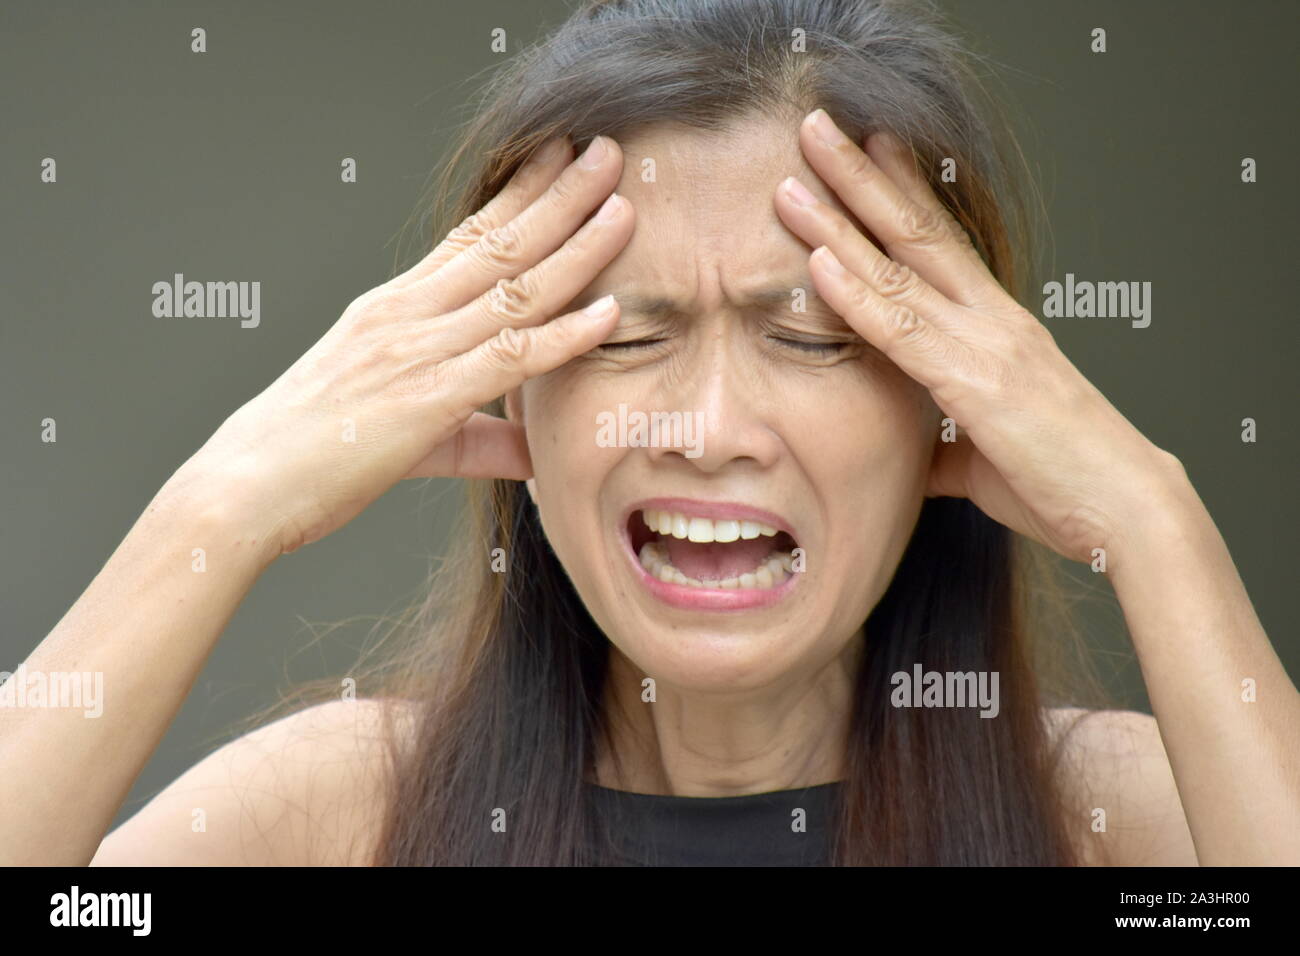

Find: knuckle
885;303;926;345
999;313;1052;363
484;325;531;369
371;339;410;375
932;202;974;248
348;287;402;324
475;224;526;270
846;281;874;315
355;325;407;368
1002;340;1032;377
485;274;537;324
1007;323;1042;362
443;210;490;250
946;215;975;248
872;257;917;299
898;202;946;246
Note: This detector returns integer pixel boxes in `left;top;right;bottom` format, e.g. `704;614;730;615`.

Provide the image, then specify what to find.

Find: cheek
802;360;935;468
520;373;620;551
864;361;937;459
789;366;934;539
522;370;612;479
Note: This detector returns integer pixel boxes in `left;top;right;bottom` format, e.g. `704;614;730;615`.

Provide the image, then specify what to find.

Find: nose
644;323;784;474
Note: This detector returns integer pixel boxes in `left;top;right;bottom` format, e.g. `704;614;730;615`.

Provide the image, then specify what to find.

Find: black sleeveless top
583;781;841;866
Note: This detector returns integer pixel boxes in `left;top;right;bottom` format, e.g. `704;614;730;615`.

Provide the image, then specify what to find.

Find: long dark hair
273;0;1113;865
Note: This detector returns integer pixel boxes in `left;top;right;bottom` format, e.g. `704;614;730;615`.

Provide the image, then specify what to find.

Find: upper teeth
640;510;780;543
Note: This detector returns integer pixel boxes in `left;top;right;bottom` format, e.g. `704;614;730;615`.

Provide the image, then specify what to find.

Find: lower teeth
637;540;794;590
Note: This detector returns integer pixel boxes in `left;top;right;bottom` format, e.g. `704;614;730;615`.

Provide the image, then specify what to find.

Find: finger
406;135;625;317
863;130;1009;311
774;175;955;326
389;136;574;290
808;244;960;392
433;295;620;423
798;109;1003;310
430;192;633;357
926;436;1028;542
403;412;532;480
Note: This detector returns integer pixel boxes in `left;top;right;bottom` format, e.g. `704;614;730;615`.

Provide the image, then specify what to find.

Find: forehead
618;119;806;202
587;119;862;303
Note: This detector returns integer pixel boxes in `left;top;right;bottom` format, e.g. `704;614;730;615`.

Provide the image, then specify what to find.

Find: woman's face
511;120;940;694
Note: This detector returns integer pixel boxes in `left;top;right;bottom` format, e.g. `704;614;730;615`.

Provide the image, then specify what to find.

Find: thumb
925;435;975;499
404;412;533;480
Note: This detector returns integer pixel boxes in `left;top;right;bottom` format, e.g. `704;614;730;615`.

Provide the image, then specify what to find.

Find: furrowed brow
609;294;682;318
749;285;852;328
746;286;819;313
610;283;823;318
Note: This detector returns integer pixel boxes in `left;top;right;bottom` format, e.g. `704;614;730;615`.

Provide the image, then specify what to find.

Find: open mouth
626;508;799;590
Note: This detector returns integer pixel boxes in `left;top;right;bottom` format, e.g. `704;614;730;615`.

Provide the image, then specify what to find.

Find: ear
503;387;538;505
504;385;523;425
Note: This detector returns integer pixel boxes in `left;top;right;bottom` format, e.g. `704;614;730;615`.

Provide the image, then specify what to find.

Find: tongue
662;535;776;581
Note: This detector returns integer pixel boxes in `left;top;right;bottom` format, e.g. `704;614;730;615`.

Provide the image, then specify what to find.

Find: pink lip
618;497;802;612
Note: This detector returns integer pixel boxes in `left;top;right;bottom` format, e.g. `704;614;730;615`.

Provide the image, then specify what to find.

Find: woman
5;0;1296;866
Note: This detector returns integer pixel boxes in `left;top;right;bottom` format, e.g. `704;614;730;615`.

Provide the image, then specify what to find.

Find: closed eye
770;337;849;354
595;338;667;351
598;336;852;354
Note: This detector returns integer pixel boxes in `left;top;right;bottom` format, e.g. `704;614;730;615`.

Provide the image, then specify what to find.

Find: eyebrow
610;284;826;318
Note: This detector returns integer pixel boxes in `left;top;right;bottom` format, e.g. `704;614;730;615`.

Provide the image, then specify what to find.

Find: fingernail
815;245;846;276
783;176;817;207
594;192;623;223
581;294;616;320
809;109;847;148
528;136;566;167
578;135;608;170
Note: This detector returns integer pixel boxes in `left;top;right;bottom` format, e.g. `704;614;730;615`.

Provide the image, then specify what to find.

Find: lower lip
620;528;801;611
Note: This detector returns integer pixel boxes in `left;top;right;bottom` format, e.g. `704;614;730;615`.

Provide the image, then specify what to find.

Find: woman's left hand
774;108;1192;568
772;110;1300;868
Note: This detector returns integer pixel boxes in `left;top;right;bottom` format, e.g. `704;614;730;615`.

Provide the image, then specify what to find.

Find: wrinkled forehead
616;119;808;203
583;119;869;302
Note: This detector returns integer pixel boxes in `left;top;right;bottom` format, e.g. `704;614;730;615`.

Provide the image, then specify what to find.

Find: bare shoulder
1043;706;1198;866
91;697;420;866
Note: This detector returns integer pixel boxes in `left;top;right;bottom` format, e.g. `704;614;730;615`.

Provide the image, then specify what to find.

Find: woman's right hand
172;134;632;559
6;136;631;867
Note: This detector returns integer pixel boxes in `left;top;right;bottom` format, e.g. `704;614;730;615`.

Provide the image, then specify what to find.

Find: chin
609;623;815;694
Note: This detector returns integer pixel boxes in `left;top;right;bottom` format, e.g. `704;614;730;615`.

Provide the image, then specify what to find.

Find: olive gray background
1;0;1295;832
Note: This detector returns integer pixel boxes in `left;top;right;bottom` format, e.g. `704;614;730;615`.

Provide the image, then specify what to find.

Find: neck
592;627;865;796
